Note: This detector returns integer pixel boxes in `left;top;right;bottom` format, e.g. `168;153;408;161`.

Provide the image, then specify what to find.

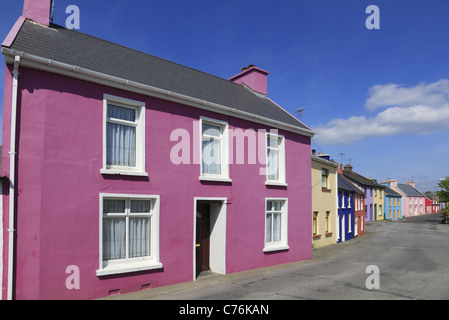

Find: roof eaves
2;47;315;138
339;174;364;194
311;155;339;168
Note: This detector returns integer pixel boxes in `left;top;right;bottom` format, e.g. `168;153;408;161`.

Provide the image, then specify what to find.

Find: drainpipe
7;55;20;300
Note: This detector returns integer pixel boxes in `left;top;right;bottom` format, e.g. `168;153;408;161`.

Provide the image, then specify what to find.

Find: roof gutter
1;47;316;138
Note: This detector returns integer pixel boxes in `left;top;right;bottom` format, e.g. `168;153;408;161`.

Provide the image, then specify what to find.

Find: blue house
337;173;358;242
382;182;402;221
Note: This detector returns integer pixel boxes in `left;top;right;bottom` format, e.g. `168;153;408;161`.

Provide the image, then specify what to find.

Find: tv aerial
295;106;305;121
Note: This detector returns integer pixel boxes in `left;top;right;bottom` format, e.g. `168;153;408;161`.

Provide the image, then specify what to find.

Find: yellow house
371;181;386;221
311;153;339;248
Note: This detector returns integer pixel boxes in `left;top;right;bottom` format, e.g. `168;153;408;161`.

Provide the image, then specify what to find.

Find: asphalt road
103;213;449;300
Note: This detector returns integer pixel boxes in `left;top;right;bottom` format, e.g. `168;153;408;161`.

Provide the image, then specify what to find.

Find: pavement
100;212;449;300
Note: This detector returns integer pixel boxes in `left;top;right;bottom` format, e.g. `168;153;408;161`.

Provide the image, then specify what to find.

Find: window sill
312;234;321;240
321;188;332;193
101;169;149;177
265;181;288;187
96;261;163;277
263;244;289;252
199;176;232;183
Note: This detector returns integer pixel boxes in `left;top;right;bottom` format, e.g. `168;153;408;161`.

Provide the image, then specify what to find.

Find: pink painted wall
402;196;426;217
2;66;312;300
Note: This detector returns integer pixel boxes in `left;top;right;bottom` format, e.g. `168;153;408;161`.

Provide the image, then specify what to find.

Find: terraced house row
311;152;441;249
0;0;442;300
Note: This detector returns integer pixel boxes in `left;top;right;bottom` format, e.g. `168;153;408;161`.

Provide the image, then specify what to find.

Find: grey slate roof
338;173;364;194
3;20;311;132
342;169;385;189
396;184;425;197
383;186;402;197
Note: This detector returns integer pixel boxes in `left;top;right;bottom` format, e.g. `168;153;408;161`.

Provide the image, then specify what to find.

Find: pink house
0;1;315;300
389;180;426;218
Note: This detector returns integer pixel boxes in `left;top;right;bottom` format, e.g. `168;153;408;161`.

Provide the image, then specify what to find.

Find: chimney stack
344;164;353;172
22;0;52;26
388;179;398;188
337;163;343;175
405;180;416;188
229;65;269;96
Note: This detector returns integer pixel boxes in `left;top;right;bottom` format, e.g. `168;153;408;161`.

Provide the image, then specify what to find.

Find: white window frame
265;132;286;186
101;94;147;177
97;193;162;276
264;198;289;252
348;213;352;233
321;168;329;189
313;211;319;236
199;117;231;182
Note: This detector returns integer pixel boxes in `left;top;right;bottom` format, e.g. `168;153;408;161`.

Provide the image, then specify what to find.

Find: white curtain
129;217;151;258
202;123;222;175
202;139;221;174
103;199;151;261
266;201;282;243
103;199;126;261
266;213;272;243
272;213;281;242
106;104;136;167
267;136;279;180
103;218;126;260
266;213;281;243
130;200;151;258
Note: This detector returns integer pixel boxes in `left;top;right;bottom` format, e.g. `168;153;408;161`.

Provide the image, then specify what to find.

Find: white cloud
365;79;449;110
313;80;449;145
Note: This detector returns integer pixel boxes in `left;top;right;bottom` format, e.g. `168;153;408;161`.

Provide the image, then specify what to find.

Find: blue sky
1;0;448;191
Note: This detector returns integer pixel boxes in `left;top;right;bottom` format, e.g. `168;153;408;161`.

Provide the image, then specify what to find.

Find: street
102;213;449;300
